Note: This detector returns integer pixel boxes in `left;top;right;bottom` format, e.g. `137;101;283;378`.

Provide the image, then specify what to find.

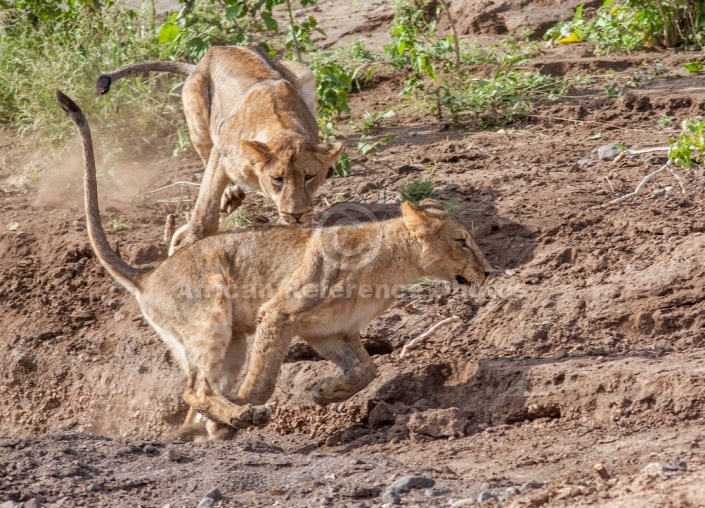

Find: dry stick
147;181;200;194
438;0;461;69
399;315;460;358
284;0;302;63
624;146;669;154
670;166;686;194
604;159;673;206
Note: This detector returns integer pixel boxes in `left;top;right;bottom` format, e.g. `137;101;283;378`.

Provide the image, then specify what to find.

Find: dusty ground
3;1;705;507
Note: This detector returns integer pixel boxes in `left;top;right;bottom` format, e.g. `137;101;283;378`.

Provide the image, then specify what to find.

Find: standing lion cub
96;45;342;254
58;91;492;441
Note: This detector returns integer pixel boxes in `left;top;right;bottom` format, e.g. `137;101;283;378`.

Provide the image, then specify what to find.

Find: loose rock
381;489;401;505
499;487;520;500
478;491;498;503
368;401;396;428
196;498;214;508
205;488;222;501
597;144;623;161
664;460;687;472
643;462;664;476
390;475;435;494
407;408;467;438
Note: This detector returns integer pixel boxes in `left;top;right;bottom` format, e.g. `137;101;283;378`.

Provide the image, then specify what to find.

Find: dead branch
147;181;200;195
604;159;672;206
399;315;460;358
670;166;686;194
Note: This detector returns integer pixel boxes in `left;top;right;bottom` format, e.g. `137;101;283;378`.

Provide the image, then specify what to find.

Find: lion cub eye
272;176;284;185
456;239;468;249
304;174;314;182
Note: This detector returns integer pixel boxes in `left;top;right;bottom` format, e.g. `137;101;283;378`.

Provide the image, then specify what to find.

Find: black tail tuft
95;74;112;95
56;90;81;114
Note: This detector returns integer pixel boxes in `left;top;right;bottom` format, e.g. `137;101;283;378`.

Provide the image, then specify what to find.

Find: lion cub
58;91;492;441
96;45;341;255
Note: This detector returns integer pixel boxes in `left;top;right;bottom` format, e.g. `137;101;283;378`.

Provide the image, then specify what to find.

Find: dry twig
399;315;460;358
604;160;672;206
147;181;200;195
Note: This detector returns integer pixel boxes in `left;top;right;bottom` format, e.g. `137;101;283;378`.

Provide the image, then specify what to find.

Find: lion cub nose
290;212;304;223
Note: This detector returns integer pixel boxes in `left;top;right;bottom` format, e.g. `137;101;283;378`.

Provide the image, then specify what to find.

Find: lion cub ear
401;201;443;236
417;199;449;220
315;142;344;168
240;140;271;167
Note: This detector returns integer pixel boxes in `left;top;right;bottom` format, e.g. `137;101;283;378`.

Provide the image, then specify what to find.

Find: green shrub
546;0;705;54
0;2;182;156
399;178;438;202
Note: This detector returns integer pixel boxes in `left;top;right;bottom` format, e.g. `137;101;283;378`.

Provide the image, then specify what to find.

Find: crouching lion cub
96;45;342;254
58;91;492;441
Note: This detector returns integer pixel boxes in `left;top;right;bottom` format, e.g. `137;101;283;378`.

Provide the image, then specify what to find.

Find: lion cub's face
402;199;493;288
240;137;343;225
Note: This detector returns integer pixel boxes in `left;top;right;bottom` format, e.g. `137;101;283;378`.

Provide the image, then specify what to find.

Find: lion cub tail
56;91;147;295
95;61;196;95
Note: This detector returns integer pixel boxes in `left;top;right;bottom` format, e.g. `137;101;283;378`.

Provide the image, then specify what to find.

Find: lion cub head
402;199;493;288
240;134;342;225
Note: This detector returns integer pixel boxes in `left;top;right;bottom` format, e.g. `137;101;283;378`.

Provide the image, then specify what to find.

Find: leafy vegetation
383;0;580;127
0;2;179;151
669;119;705;169
398;178;438;203
545;0;705;54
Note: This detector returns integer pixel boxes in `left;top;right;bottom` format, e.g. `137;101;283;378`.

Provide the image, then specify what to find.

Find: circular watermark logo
316;202;385;271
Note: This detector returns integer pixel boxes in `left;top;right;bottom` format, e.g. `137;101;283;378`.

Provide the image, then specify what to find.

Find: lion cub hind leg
304;333;378;406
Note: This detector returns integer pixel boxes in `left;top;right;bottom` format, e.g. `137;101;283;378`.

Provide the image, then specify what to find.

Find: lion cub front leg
169;151;230;255
304;333;378;406
182;381;270;430
220;184;246;215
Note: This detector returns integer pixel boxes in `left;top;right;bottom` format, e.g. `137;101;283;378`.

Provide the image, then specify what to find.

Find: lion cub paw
311;377;351;406
220;184;246;214
231;404;271;429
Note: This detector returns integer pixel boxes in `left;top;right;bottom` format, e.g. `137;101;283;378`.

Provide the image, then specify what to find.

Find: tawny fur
96;46;342;255
58;91;492;441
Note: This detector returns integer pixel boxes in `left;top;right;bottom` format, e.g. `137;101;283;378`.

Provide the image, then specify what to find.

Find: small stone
449;500;474;508
381;489;401;505
25;500;42;508
1;502;17;508
645;156;668;165
522;480;544;490
597;144;623;161
651;188;666;198
107;298;125;309
205;488;222;501
477;491;498;503
499;487;520;501
407;408;467;438
480;482;491;491
196;498;214;508
87;483;101;492
390;475;435;494
368;401;395;428
643;462;664;476
167;449;182;462
664;460;687;472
